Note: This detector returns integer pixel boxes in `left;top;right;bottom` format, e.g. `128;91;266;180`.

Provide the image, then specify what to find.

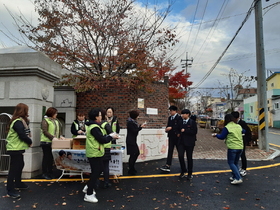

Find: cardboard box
72;138;86;149
52;138;73;149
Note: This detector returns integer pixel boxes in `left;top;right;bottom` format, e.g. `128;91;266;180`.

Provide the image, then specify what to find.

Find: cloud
0;0;279;93
163;0;280;91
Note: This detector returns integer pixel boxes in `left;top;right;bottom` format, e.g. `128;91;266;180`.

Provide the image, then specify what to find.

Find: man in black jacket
178;109;197;179
160;106;183;172
231;111;252;177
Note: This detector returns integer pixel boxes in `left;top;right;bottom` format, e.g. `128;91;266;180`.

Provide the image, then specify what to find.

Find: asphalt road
268;128;280;147
1;157;280;210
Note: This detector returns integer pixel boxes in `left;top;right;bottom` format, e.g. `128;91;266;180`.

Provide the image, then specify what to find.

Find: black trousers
241;140;247;170
7;152;24;191
87;157;103;195
102;159;110;183
178;144;194;175
166;136;179;166
41;144;54;174
128;151;140;171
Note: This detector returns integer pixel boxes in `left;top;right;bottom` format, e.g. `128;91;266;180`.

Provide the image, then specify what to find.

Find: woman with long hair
40;107;62;180
106;107;120;144
213;114;244;184
126;109;146;175
6;103;32;198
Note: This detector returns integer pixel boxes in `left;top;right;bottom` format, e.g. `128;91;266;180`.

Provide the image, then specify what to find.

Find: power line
194;0;228;60
192;1;256;89
189;0;209;56
184;0;200;55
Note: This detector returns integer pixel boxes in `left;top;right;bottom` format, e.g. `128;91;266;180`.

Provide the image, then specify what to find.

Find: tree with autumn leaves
8;0;192;101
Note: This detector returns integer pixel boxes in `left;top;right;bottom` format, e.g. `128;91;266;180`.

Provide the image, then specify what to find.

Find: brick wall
76;79;169;129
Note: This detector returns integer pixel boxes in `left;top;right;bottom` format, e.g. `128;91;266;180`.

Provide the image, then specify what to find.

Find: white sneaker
231;179;243;185
82;185;96;194
229;177;234;181
84;194;98;203
240;169;247;177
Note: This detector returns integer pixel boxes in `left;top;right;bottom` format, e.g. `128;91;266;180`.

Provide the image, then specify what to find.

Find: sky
1;0;280;97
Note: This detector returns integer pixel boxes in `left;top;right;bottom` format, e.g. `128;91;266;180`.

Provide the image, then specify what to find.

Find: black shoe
128;170;136;175
179;172;187;179
160;165;170;172
103;182;112;189
42;174;52;180
15;183;29;190
48;173;55;179
7;190;21;199
187;175;193;180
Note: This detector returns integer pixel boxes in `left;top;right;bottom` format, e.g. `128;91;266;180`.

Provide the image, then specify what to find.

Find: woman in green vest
101;109;115;188
213;114;244;185
83;108;119;203
6;103;32;199
71;112;86;137
106;107;120;144
40;107;62;180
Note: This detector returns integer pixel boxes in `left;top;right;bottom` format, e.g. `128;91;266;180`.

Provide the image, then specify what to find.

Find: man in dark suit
178;109;197;179
231;111;252;177
160;105;183;172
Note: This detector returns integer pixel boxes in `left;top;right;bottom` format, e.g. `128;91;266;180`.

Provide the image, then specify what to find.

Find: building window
250;106;253;113
271;83;274;87
275;102;279;109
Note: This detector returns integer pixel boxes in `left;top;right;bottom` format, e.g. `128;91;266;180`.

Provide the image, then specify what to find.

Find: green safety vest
6;118;29;151
40;118;60;143
101;121;112;149
72;120;88;138
112;120;118;133
86;124;107;158
225;122;243;150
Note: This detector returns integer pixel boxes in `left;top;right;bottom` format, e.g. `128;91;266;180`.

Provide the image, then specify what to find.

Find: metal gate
0;113;12;175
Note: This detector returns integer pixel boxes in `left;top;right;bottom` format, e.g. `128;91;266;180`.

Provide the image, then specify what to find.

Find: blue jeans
227;149;243;180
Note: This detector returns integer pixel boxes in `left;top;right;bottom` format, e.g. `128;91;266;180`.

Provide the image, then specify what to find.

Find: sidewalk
192;127;276;160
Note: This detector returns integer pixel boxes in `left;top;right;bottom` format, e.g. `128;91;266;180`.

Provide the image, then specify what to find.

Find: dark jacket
166;114;183;139
126;118;142;146
179;118;197;147
238;119;252;143
71;119;86;136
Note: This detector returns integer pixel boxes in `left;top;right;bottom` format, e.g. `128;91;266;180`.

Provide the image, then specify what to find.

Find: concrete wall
0;46;62;178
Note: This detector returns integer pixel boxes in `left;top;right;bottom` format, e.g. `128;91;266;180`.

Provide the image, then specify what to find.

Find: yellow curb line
11;162;280;183
269;143;280;148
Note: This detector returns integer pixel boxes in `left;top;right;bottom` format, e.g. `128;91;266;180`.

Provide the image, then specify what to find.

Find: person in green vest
71;112;86;137
101;109;115;188
106;107;120;144
82;108;119;203
40;107;62;180
5;103;32;199
212;114;244;185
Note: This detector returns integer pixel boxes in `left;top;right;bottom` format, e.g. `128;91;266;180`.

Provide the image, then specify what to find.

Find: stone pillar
0;46;61;178
54;86;76;138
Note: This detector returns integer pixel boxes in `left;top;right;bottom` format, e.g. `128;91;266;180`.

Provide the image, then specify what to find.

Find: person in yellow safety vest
100;109;115;189
71;113;87;137
6;103;32;199
106;107;120;144
82;108;119;203
40;107;63;180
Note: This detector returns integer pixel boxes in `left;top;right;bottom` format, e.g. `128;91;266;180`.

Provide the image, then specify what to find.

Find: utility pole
181;52;193;109
254;0;269;151
181;52;193;74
